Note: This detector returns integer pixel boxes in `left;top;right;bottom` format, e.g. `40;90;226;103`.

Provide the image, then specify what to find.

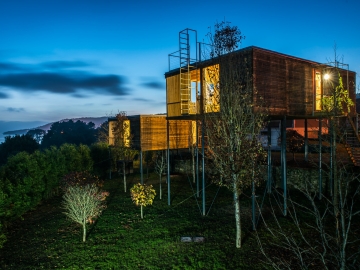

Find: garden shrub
90;142;110;178
0;143;96;237
130;183;156;219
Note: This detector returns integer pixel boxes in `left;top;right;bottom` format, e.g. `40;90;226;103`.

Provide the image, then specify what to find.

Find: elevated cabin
109;115;195;151
165;46;356;120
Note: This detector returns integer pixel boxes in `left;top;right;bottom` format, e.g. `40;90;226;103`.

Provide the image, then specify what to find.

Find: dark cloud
41;61;90;69
0;92;9;99
0;62;27;72
7;107;25;112
0;72;129;96
139;77;164;90
140;81;164;90
72;93;87;98
133;97;152;102
0;61;130;96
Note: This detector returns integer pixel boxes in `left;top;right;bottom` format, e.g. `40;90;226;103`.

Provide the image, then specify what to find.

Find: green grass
0;173;269;269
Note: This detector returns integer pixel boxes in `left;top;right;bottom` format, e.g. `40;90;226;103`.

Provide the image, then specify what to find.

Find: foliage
95;120;109;143
26;128;46;144
62;184;109;242
110;112;138;192
90;142;111;178
60;171;103;191
130;183;156;207
130;183;156;218
0;143;95;240
58;143;93;173
0;224;6;249
41;120;97;149
0;134;39;165
322;73;354;115
207;21;245;57
0;175;271;269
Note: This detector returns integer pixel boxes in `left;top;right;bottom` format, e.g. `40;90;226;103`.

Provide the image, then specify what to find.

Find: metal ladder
179;29;197;115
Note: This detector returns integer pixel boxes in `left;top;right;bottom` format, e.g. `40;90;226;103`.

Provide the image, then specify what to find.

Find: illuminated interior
204;64;220;113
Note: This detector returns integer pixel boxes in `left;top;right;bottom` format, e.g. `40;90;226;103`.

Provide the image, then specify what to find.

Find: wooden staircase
344;115;360;166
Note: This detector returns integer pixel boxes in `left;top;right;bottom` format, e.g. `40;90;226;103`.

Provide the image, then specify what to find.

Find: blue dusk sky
0;0;359;127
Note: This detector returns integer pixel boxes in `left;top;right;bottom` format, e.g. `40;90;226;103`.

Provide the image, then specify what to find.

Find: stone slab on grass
180;236;205;243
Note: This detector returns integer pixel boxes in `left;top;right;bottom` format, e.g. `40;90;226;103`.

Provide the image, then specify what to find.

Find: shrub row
0;144;93;228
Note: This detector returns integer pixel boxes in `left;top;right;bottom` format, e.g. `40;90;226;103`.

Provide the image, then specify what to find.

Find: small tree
204;21;266;248
62;184;109;242
130;183;156;219
111;112;137;192
153;151;167;199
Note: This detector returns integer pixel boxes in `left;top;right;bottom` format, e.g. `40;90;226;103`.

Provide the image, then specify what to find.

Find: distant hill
2;117;108;137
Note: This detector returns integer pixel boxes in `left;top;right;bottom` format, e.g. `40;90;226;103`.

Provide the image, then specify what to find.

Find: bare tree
257;165;360;269
62;184;108;242
153;150;167;200
111;112;138;192
256;72;360;269
204;21;266;248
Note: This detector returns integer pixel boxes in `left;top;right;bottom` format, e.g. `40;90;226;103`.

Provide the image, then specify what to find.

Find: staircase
344;115;360;166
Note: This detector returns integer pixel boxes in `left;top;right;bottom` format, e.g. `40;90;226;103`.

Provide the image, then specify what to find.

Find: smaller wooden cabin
109;115;195;151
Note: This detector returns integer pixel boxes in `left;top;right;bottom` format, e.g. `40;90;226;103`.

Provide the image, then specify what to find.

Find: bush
130;183;156;219
62;184;109;242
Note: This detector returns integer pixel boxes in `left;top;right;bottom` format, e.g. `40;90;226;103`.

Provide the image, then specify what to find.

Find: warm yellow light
324;73;330;80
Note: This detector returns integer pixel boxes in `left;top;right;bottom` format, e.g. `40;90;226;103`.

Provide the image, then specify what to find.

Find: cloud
0;61;130;96
0;62;27;72
0;71;129;96
41;61;90;69
7;107;25;112
0;92;9;99
139;77;164;90
133;97;152;102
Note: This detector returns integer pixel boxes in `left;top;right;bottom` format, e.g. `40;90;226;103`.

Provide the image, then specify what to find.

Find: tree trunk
159;174;162;200
192;149;195;183
82;222;86;242
147;162;149;179
123;161;127;192
233;180;241;248
141;205;143;219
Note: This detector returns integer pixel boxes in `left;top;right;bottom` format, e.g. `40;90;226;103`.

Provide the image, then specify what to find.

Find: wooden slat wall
167;74;181;117
286;61;313;115
253;50;288;115
169;120;192;149
140;115;167;151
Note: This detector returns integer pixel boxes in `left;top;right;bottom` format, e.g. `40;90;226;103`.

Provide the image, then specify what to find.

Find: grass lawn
0;173;268;269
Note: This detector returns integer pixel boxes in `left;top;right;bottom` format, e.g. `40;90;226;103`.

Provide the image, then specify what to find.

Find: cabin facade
166;45;356;120
165;29;358;213
109;114;195;151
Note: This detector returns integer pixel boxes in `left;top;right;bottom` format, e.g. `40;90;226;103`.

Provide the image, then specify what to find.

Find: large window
204;64;220;113
315;71;322;111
